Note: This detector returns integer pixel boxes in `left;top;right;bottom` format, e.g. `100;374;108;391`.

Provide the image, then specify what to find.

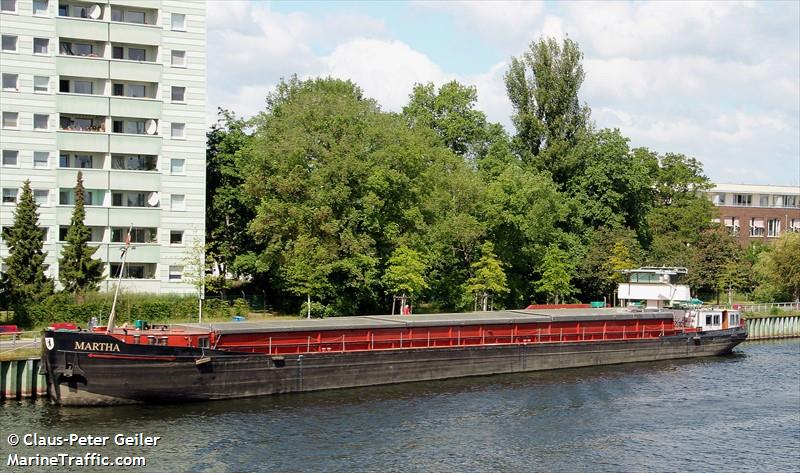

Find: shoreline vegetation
1;37;798;328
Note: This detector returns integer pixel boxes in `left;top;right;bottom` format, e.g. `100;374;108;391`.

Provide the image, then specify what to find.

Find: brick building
705;183;800;246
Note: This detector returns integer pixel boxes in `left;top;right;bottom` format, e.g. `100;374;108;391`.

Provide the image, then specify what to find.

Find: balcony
110;133;161;155
56;206;109;226
57;168;108;190
57;94;109;116
57;131;109;153
110;0;159;10
56;17;108;42
56;56;108;79
109;23;161;46
109;60;161;83
110;97;161;119
109;170;160;192
107;244;161;263
108;207;160;227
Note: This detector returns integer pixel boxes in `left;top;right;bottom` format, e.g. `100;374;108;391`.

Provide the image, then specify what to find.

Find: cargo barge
41;267;747;406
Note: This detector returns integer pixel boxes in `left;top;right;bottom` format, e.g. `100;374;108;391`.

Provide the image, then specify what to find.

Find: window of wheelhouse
198;337;209;349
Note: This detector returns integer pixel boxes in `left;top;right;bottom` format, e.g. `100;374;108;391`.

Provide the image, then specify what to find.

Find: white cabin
684;308;742;332
617;267;692;309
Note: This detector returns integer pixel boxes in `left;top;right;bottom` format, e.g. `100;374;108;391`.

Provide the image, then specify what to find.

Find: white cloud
320;39;452;111
205;0;799;185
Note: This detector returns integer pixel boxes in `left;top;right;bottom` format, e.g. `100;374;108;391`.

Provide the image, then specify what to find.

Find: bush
299;301;333;318
26;292;252;328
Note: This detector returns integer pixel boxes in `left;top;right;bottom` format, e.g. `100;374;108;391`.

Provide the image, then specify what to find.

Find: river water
1;340;798;472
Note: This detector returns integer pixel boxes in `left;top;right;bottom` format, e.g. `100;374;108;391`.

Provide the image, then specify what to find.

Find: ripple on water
1;340;798;472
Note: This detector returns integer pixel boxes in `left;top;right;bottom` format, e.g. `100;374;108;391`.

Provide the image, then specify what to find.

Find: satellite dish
145;119;157;135
88;5;101;19
147;192;159;207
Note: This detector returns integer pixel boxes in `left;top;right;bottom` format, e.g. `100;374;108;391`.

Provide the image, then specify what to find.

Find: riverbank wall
745;315;800;340
0;358;47;400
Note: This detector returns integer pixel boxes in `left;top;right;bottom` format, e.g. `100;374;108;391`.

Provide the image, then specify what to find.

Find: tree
382;246;428;313
1;180;54;326
533;245;575;304
466;242;509;311
58;171;104;299
753;233;800;302
403;81;489;159
205;109;256;292
505;37;590;179
281;235;334;318
688;226;743;303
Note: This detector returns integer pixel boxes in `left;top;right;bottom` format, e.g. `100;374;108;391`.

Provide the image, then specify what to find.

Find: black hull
42;327;747;406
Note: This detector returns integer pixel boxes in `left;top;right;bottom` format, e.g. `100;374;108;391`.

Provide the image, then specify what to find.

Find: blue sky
207;1;800;186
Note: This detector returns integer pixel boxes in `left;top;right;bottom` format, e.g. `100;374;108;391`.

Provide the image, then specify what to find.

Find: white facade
0;0;206;293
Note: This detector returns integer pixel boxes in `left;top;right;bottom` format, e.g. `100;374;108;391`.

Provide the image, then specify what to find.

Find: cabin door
722;311;729;329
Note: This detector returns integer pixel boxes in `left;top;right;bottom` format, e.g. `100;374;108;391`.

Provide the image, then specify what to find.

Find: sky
206;0;800;186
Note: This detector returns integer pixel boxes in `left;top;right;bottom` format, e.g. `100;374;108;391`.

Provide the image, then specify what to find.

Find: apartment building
0;0;205;293
705;183;800;246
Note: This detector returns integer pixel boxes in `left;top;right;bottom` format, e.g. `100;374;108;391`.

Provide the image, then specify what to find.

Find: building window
711;193;725;205
32;0;48;16
767;219;781;237
169;265;184;281
734;194;752;206
758;195;769;207
57;3;67;16
34;114;49;130
112;46;124;59
110;263;156;279
2;188;17;204
0;0;16;13
171;50;186;67
74;80;93;94
34;152;49;168
128;84;146;97
34;75;49;92
171;86;186;102
128;48;146;61
723;217;739;236
111;191;158;208
2;150;18;166
170;194;185;211
111;227;157;243
60;41;93;56
171;13;186;30
111;154;157;171
171;123;185;138
778;195;798;208
790;219;800;233
170;230;184;245
1;35;17;52
170;158;185;174
749;218;764;237
112;83;124;96
33;38;49;55
34;189;49;206
2;112;18;128
125;10;145;24
1;73;17;91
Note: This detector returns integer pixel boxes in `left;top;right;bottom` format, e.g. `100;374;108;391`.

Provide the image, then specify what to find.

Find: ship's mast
106;224;132;334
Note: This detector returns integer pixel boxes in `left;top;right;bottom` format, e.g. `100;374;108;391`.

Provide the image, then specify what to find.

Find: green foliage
753;233;800;301
25;293;251;327
58;171;104;296
505;37;590;179
383;247;429;298
206;109;256;288
466;242;509;310
1;180;54;327
688;225;744;302
533;245;576;304
199;36;747;315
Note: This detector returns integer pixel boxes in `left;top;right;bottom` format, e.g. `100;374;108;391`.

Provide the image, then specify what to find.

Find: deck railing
219;324;698;356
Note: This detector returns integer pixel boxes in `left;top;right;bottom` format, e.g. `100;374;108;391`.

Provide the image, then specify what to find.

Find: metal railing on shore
738;302;800;313
0;331;42;358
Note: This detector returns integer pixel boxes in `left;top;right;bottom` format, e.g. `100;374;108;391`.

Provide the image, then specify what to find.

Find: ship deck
172;308;677;335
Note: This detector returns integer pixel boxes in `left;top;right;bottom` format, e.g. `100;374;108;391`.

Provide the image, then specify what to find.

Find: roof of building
708;183;800;195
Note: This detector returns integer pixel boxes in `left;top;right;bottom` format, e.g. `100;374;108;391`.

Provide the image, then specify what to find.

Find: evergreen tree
1;180;53;326
59;171;104;298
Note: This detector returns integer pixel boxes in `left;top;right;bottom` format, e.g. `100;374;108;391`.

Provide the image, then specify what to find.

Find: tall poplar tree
59;171;104;298
1;180;53;326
